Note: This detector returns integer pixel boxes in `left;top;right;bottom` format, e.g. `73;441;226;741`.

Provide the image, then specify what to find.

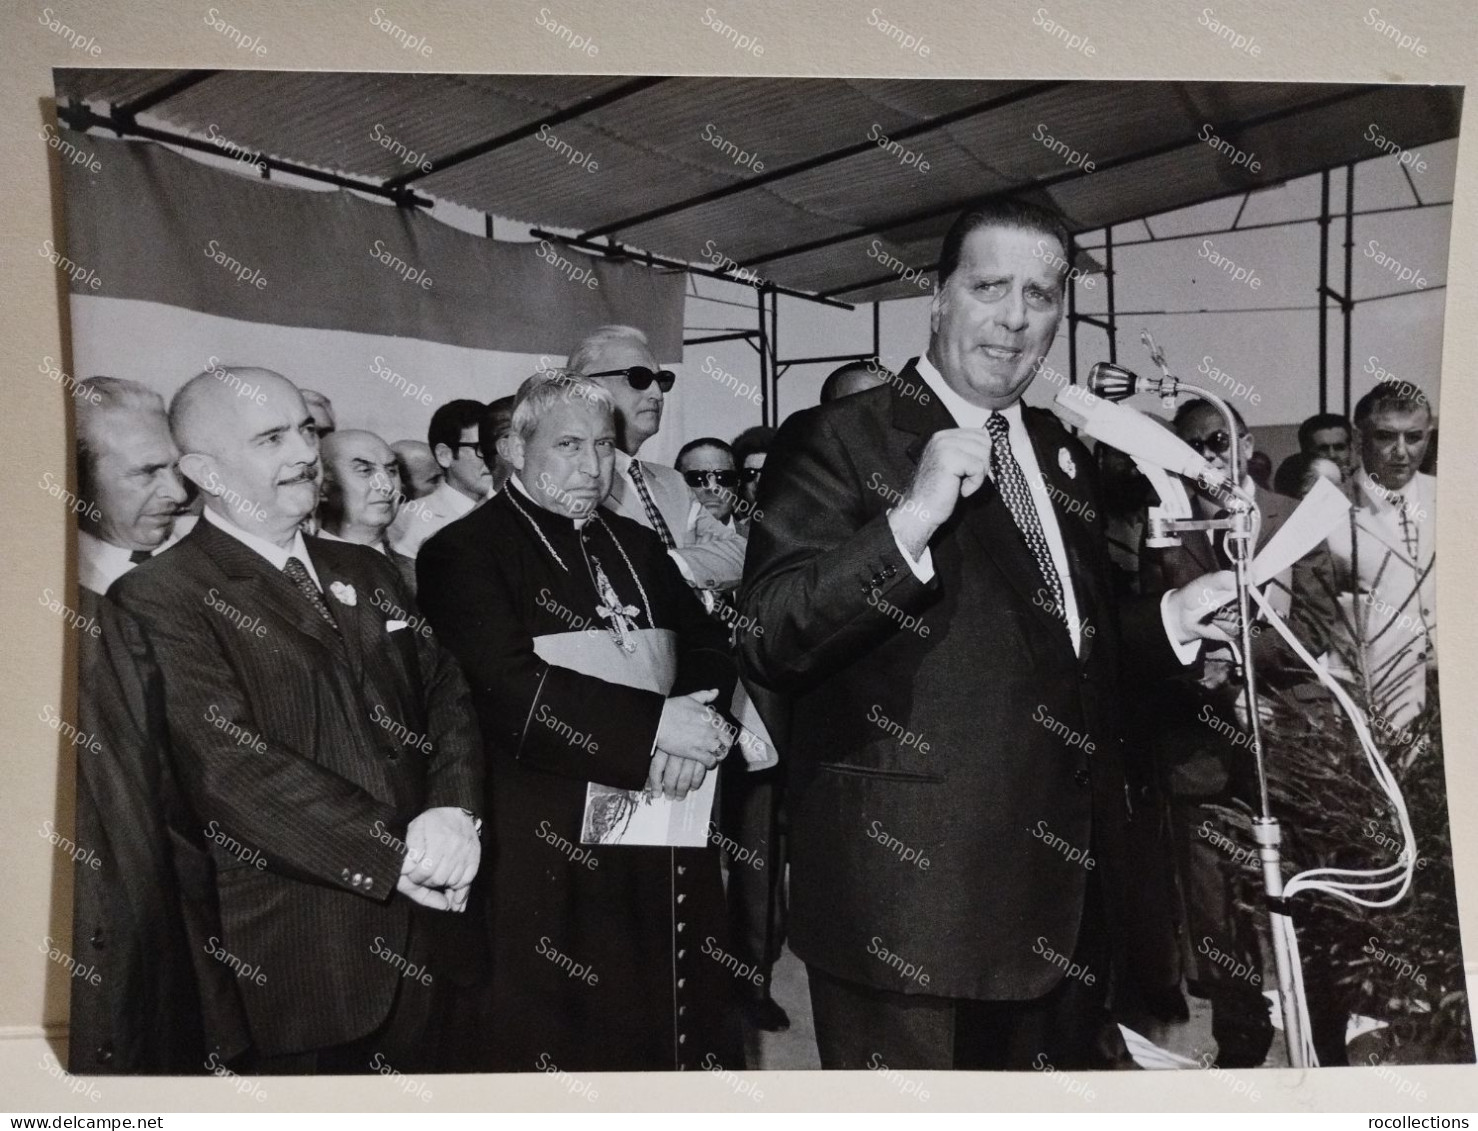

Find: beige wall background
3;0;1476;1112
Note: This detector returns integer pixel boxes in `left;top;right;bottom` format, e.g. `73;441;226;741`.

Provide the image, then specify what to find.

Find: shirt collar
203;506;322;588
509;469;590;528
78;530;137;596
316;526;388;555
913;354;1023;432
1357;468;1414;511
431;479;481;516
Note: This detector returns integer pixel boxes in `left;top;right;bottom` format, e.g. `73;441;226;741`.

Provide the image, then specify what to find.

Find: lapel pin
1059;449;1077;479
329;581;357;606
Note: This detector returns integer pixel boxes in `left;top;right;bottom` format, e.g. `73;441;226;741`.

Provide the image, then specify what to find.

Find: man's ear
505;434;527;472
929;284;944;336
433;442;454;471
178;452;219;496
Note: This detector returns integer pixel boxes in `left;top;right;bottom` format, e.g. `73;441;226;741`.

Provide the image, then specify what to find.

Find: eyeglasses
447;441;484;460
1185;431;1238;457
740;466;763;484
586;366;676;392
682;469;739;490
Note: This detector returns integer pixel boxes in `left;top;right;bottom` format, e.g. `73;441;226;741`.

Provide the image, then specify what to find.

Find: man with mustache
740;200;1235;1070
112;367;483;1073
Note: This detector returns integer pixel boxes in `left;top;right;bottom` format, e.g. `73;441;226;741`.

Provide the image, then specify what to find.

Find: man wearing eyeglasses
389;399;491;558
1136;398;1299;1068
568;325;748;593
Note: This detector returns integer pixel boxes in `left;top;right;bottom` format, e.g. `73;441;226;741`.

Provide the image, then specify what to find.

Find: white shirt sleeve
1160;591;1203;665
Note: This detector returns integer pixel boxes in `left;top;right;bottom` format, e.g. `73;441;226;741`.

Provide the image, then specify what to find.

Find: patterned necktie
283;556;339;632
1397;498;1420;563
627;460;677;549
986;412;1067;626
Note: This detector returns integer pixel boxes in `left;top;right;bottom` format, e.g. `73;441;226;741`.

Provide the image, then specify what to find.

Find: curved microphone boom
1051;381;1229;489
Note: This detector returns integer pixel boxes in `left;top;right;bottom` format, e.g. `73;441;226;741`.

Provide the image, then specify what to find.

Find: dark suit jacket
739;361;1183;1002
70;588;248;1073
111;518;482;1057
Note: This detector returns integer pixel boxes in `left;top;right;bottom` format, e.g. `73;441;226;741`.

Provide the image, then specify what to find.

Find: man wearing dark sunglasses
676;438;741;525
1137;397;1300;1068
568;325;747;593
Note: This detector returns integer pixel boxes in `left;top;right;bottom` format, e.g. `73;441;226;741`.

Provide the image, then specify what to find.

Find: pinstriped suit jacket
111;518;482;1057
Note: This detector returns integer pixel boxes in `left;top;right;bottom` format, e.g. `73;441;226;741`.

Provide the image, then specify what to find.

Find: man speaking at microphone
739;199;1234;1070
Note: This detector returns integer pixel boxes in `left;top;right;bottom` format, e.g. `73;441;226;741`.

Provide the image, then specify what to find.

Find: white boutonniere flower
329;581;357;606
1059;449;1077;479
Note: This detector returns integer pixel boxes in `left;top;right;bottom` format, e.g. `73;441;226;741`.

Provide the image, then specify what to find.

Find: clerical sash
533;627;716;848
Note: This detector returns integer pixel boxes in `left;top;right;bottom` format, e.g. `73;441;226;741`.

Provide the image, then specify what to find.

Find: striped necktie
986;412;1067;626
627;460;677;550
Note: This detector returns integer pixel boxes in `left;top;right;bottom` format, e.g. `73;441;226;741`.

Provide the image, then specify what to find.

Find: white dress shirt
894;356;1196;662
78;531;144;596
317;527;391;556
387;479;481;558
203;505;323;590
898;356;1085;652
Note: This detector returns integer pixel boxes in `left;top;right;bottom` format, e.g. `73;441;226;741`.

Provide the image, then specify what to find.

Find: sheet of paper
580;769;717;847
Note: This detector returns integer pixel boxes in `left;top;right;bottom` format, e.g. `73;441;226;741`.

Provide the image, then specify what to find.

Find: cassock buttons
677;922;686;932
341;867;352;882
677;977;686;989
352;872;364;887
676;893;686;903
678;1034;687;1045
677;950;686;961
364;876;374;890
676;865;686;876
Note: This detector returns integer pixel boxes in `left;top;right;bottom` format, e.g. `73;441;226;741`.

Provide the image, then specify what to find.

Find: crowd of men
66;199;1440;1077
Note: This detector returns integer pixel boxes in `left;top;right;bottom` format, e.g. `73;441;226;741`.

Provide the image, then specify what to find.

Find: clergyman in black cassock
417;373;744;1072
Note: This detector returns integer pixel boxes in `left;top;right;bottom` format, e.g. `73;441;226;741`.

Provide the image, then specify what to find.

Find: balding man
299;389;336;438
820;359;892;404
112;366;483;1073
318;430;417;594
391;440;442;500
75;377;189;596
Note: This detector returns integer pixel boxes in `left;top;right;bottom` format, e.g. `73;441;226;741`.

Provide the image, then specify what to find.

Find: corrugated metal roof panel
49;72;1462;304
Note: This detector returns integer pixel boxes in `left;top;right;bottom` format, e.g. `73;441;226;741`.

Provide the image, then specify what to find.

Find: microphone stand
1111;361;1309;1068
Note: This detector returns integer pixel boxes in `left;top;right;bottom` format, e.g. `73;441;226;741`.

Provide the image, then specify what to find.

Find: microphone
1051;383;1229;488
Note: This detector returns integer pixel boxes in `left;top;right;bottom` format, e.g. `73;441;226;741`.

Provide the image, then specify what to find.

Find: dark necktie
128;549;152;564
627;460;677;550
986;412;1067;626
283;556;338;632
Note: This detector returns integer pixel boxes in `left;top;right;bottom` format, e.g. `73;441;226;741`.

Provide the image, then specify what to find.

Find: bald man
318;430;417;594
299;389;336;437
391;440;442;500
111;367;484;1073
819;359;891;403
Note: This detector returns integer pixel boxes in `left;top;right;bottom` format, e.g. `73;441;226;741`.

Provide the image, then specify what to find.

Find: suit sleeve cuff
888;513;936;582
667;549;698;584
1161;591;1202;666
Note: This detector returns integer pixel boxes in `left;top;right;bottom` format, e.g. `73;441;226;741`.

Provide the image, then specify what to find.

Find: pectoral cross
590;554;641;653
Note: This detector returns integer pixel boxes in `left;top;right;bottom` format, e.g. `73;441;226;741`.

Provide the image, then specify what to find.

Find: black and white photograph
10;5;1478;1112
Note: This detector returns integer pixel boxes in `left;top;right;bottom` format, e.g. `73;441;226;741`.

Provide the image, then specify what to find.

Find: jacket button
96;1044;114;1065
90;927;105;949
1074;768;1090;788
